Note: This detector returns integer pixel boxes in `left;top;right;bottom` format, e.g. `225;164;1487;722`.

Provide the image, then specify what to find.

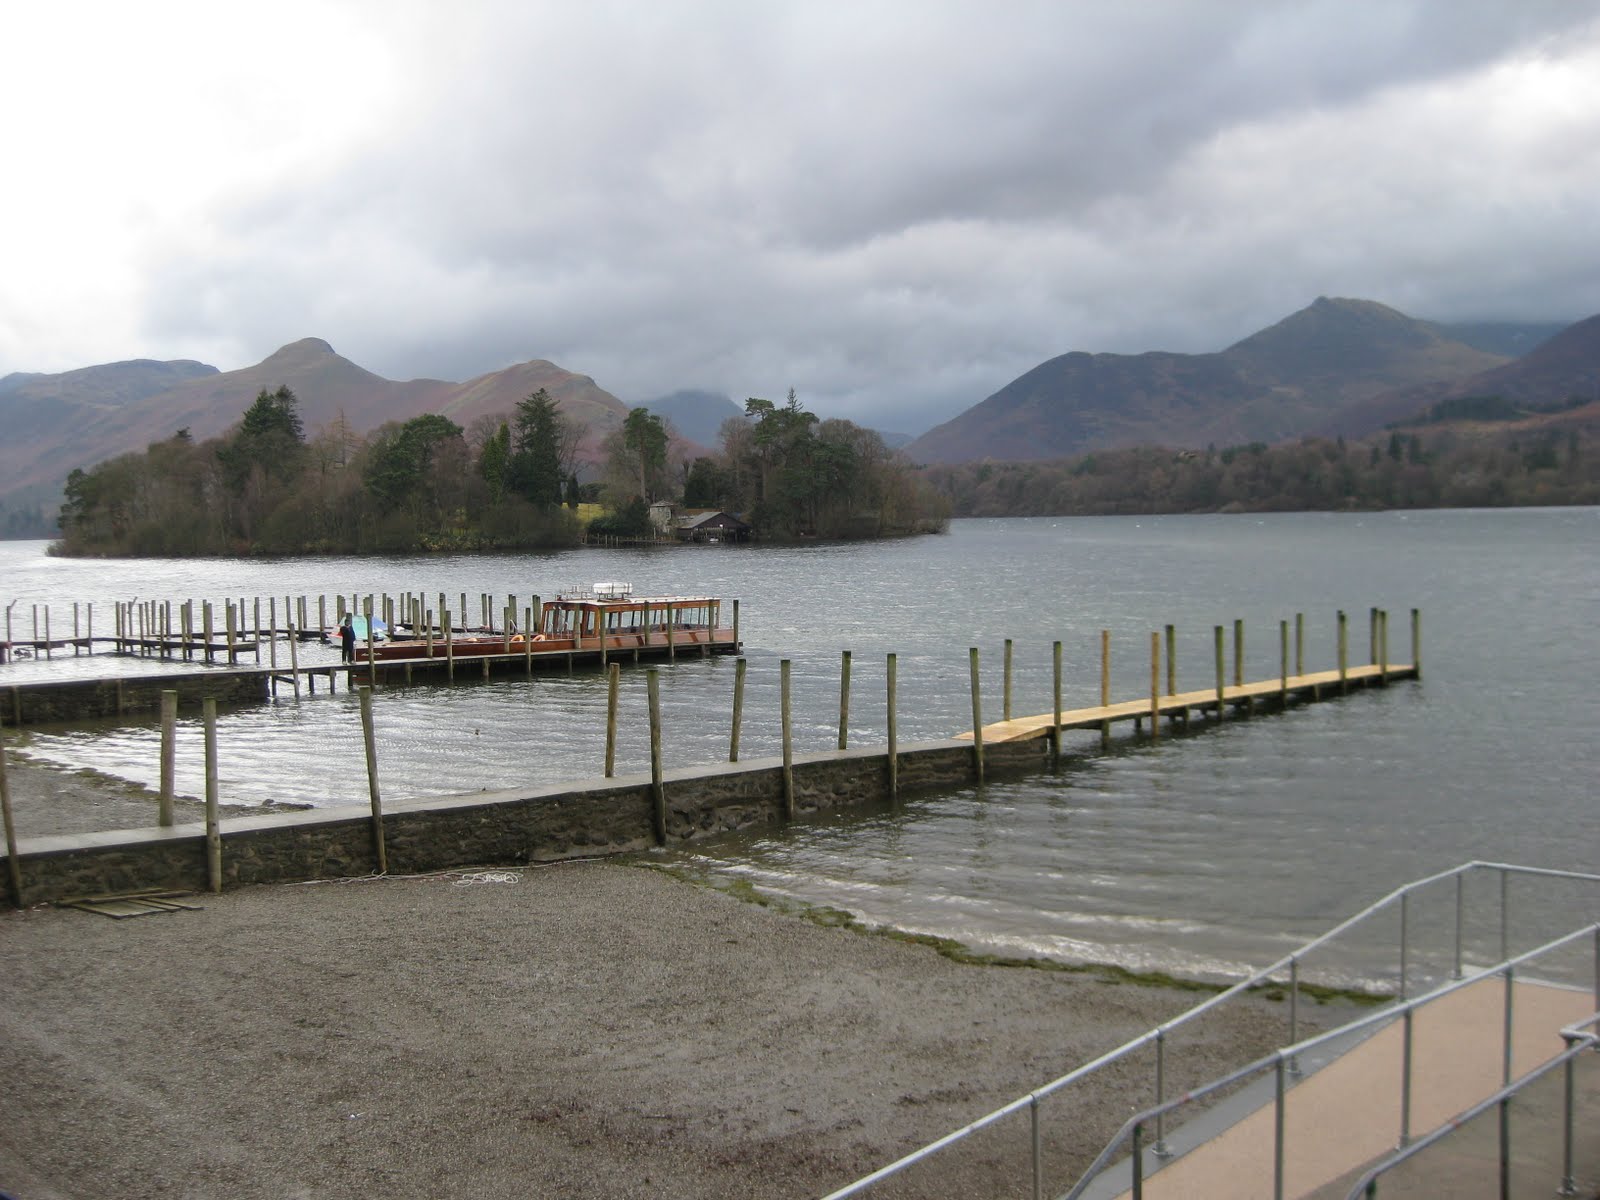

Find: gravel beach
1;759;1320;1200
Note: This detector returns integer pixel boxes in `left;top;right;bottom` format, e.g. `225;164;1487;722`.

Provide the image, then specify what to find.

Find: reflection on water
4;508;1598;980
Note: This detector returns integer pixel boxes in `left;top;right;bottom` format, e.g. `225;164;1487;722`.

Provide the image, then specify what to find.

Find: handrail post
1454;870;1465;979
1030;1094;1043;1200
1399;1007;1414;1147
1273;1055;1286;1200
1501;867;1510;964
1559;1036;1579;1197
1399;889;1409;1000
1153;1029;1170;1157
1288;956;1301;1076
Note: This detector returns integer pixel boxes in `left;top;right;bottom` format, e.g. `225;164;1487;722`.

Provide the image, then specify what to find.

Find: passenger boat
349;583;739;662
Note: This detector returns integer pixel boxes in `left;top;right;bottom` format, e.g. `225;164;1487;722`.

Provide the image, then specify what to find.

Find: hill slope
0;341;630;507
905;298;1507;464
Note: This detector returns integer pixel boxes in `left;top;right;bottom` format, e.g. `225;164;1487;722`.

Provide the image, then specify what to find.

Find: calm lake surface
3;509;1597;984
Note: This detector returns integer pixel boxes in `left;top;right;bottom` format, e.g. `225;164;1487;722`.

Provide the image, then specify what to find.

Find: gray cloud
100;1;1600;432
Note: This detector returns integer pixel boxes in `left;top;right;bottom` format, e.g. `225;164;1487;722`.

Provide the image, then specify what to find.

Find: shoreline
0;858;1337;1200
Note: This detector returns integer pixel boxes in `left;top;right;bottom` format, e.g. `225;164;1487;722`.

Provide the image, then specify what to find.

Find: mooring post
1003;638;1013;723
318;594;327;633
1099;629;1111;749
732;598;740;647
73;601;80;654
886;652;899;800
225;603;236;665
268;598;279;688
1052;640;1063;767
364;597;376;677
1337;610;1349;694
43;605;51;660
203;697;221;894
159;690;177;827
287;623;301;697
969;647;985;783
666;602;676;661
1411;608;1422;679
444;608;454;680
1369;606;1379;666
1214;625;1226;719
1164;624;1176;696
1233;618;1244;687
1380;609;1390;682
253;598;261;661
729;657;747;762
87;602;94;656
1;729;23;908
838;649;852;750
1279;620;1289;706
604;663;620;777
1149;631;1160;740
649;669;667;842
358;686;387;875
524;606;534;674
781;659;795;817
1295;612;1304;676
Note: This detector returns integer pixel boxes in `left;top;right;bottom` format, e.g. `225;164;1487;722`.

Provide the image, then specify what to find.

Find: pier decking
961;661;1417;744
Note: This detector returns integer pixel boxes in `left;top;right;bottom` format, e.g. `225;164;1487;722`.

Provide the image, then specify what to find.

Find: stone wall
4;670;269;726
5;736;1054;907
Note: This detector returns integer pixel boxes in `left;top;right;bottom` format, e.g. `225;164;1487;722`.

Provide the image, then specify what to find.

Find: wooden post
524;606;533;674
886;652;898;800
225;603;236;665
364;597;376;676
203;697;221;894
1052;640;1063;767
1337;610;1349;694
1149;631;1160;740
1279;620;1289;706
43;605;51;659
1369;606;1379;665
1214;625;1226;719
1233;618;1244;687
648;669;666;843
444;608;454;680
1003;638;1013;722
253;598;261;661
73;601;80;654
319;594;327;634
604;663;620;777
1295;612;1305;676
1165;624;1176;695
287;623;301;697
87;602;94;656
781;659;795;816
732;599;740;647
666;602;676;661
269;598;279;689
1411;608;1422;679
1379;609;1389;682
838;650;852;750
1099;629;1111;750
359;686;388;874
718;656;744;763
969;647;985;783
1;729;23;908
159;690;177;827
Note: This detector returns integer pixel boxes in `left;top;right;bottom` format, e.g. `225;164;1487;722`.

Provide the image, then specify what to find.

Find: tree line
51;385;949;556
919;427;1597;517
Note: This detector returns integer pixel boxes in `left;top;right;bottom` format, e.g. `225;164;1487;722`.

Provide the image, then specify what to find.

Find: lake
3;508;1597;983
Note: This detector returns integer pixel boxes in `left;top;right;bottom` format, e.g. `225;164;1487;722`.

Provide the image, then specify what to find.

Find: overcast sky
4;1;1599;433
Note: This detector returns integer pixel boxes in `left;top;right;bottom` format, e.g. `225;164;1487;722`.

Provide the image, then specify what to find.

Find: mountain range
5;298;1596;522
903;298;1591;463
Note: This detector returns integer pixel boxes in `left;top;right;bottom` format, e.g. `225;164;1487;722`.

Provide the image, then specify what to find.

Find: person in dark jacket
339;614;356;663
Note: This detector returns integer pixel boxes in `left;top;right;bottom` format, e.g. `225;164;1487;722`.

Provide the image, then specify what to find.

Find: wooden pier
962;661;1417;745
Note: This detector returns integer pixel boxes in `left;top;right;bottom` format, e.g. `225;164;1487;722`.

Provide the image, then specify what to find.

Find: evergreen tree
506;390;565;507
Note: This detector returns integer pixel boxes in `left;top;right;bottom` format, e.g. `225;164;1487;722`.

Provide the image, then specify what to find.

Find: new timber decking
960;662;1417;745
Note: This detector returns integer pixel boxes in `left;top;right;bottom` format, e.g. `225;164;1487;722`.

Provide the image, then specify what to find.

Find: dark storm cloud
130;1;1600;432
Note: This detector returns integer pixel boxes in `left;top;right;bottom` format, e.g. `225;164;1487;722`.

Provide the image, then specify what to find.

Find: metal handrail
1341;1013;1600;1199
1061;921;1600;1200
820;861;1600;1200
